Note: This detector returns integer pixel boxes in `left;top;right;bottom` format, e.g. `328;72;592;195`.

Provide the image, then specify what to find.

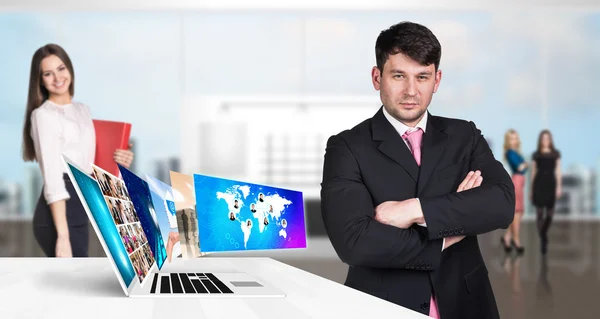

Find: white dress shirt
382;106;428;146
382;107;446;250
30;99;96;204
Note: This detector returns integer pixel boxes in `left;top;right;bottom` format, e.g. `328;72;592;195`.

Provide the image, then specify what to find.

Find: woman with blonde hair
501;129;528;253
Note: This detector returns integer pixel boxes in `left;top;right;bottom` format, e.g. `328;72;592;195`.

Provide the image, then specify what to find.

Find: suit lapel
417;114;448;195
372;107;419;182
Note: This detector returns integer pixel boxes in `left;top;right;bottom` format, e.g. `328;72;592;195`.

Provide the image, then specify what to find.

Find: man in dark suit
320;21;514;319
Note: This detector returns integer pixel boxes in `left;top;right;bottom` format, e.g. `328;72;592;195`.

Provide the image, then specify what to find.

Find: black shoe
511;240;525;254
501;237;512;253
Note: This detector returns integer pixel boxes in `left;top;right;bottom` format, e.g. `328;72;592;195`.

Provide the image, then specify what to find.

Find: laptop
62;155;285;298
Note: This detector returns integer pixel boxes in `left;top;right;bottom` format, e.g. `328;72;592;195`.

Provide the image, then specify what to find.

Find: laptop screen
193;174;307;252
118;164;168;270
145;174;182;261
169;171;203;258
66;161;138;289
89;164;156;285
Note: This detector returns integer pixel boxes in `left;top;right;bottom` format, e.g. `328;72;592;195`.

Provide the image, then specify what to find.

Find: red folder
93;119;132;176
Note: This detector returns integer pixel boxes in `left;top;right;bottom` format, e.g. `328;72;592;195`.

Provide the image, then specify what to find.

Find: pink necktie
402;128;440;319
402;128;423;166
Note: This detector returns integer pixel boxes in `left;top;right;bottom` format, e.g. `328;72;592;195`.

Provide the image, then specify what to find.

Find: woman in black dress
530;130;562;255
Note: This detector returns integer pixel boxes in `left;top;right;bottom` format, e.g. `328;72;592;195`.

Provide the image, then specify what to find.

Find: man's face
372;53;442;126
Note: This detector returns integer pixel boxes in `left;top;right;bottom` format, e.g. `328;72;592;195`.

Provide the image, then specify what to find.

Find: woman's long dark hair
21;44;75;162
536;129;557;154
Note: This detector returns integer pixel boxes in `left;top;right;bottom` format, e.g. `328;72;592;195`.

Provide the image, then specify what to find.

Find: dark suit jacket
320;108;514;319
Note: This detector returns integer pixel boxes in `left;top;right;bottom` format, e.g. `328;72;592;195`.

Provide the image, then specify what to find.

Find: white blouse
30;100;96;204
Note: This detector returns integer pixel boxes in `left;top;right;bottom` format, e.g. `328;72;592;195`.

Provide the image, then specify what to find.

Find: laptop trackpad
230;281;263;287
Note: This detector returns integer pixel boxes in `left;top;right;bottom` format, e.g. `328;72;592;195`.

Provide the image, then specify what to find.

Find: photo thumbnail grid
92;165;155;284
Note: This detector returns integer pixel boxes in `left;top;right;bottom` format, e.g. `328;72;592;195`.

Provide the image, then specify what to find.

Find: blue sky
1;10;599;194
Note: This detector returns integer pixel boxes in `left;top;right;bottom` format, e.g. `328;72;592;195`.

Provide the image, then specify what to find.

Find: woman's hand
49;200;71;257
518;162;528;172
556;186;562;199
55;236;73;257
113;142;134;168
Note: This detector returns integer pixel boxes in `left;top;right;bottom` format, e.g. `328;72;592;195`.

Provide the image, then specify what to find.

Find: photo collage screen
91;164;155;284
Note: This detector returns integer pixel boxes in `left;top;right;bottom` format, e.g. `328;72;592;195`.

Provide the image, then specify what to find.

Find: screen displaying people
92;164;155;284
193;173;307;252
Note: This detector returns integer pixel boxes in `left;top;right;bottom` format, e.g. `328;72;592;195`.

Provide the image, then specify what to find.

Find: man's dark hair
375;21;441;72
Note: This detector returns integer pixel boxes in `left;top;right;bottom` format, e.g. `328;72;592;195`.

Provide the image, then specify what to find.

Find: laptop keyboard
150;273;234;294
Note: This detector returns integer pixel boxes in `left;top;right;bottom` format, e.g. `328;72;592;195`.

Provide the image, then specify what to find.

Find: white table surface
0;257;428;319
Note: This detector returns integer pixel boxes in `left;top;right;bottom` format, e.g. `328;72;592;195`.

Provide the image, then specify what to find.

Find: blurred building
592;171;597;215
555;164;595;216
22;166;43;218
0;179;22;218
596;157;600;214
153;157;180;185
181;96;380;200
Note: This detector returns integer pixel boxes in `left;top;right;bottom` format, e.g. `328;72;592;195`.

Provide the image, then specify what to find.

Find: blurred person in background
21;44;134;258
501;129;527;254
530;129;561;255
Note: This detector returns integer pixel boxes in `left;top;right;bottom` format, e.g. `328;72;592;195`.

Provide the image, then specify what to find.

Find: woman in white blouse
21;44;134;257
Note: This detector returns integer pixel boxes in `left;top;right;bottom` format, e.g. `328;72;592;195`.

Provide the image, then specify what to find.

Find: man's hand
374;198;422;229
456;170;482;192
443;170;483;250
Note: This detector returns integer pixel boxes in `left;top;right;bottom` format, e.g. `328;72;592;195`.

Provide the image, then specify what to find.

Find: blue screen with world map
193;174;307;252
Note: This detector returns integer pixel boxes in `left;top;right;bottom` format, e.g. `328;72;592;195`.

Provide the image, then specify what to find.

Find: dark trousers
33;174;89;257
